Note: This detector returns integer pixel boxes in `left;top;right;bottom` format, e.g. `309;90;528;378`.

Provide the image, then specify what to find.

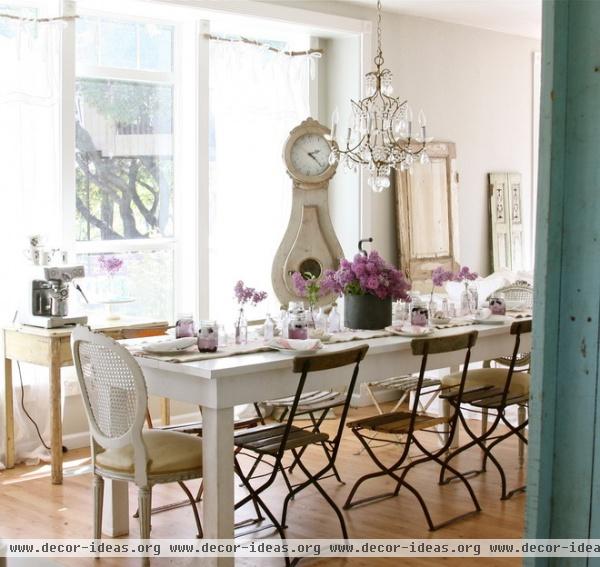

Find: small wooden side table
2;318;168;484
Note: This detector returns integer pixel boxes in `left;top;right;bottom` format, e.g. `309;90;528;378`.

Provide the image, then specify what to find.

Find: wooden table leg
4;356;14;469
50;341;63;485
160;397;171;426
202;406;234;567
104;480;130;537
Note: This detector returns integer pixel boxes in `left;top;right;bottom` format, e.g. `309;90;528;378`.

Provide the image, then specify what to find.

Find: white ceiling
344;0;542;39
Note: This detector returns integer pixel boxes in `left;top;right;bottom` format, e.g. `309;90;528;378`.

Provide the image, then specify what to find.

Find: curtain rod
0;13;78;23
205;34;323;57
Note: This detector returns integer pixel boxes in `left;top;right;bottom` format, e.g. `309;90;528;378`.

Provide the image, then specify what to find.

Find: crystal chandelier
328;0;431;192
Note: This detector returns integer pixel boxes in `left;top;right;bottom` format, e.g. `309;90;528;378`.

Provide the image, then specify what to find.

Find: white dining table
105;322;531;567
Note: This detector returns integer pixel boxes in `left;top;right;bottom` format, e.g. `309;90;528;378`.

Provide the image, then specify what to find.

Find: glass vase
234;307;247;345
460;282;471;316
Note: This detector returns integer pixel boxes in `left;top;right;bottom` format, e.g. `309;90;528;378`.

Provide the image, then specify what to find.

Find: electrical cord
11;311;66;453
16;360;50;451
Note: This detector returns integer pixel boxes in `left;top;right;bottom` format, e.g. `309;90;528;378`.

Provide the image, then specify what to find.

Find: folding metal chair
233;345;369;546
439;319;531;500
344;331;481;531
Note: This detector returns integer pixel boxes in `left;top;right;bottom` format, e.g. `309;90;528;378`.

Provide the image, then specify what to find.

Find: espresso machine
20;265;89;328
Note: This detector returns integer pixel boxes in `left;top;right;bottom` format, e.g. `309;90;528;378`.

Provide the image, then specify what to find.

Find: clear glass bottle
460;283;471;316
441;298;449;318
288;306;308;340
315;307;328;331
468;285;479;312
263;313;275;342
175;314;196;338
234;308;248;345
279;305;289;338
327;302;341;333
198;320;218;353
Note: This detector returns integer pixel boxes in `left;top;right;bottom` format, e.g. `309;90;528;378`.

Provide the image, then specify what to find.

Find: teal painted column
526;0;600;563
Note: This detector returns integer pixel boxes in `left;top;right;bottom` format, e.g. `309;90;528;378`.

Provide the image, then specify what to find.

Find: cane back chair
439;319;531;500
233;345;369;543
71;326;204;540
344;331;481;531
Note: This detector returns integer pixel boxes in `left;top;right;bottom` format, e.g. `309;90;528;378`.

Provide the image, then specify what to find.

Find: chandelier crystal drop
327;0;431;192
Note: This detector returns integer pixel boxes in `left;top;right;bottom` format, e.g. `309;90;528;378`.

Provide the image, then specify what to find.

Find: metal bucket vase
344;294;392;330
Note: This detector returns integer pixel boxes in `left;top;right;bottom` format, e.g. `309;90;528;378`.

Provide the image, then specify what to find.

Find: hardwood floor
0;404;526;566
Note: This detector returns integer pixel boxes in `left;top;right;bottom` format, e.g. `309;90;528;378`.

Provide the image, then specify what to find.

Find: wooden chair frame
71;326;203;541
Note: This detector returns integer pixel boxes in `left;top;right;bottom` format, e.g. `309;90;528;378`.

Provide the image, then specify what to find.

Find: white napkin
142;337;197;353
403;325;432;335
474;308;491;320
268;338;322;351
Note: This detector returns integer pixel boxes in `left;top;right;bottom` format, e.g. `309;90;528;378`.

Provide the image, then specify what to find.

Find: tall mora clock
272;118;345;307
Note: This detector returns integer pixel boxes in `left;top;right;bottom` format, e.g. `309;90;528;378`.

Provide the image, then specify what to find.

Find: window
208;37;311;322
72;15;177;321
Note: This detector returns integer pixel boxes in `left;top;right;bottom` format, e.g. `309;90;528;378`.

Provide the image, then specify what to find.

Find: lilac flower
98;255;123;276
291;271;333;307
431;266;454;288
454;266;479;282
321;251;411;301
234;280;268;306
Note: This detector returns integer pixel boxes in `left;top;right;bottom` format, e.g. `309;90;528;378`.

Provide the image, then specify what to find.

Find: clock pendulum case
271;118;345;307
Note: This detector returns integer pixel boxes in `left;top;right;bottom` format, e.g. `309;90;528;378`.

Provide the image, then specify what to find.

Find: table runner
128;318;504;364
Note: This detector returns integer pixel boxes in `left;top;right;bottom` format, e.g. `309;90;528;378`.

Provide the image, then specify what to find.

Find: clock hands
307;149;325;168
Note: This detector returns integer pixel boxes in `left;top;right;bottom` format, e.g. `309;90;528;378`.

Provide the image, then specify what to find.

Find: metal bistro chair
485;281;533;465
344;331;481;531
254;389;349;489
233;345;369;543
71;326;204;540
439;319;531;500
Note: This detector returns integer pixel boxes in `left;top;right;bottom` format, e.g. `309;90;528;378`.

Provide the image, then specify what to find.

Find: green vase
344;294;392;330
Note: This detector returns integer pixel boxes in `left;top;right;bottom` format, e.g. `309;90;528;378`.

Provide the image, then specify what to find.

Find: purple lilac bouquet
98;255;123;276
322;251;411;301
234;280;268;306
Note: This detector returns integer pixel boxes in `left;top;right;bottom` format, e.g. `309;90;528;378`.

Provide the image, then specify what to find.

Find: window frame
61;4;204;322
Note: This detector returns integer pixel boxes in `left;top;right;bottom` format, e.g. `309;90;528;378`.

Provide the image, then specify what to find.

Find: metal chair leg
177;481;203;538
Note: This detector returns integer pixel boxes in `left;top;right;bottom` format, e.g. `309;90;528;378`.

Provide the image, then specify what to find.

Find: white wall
317;35;362;257
287;1;540;274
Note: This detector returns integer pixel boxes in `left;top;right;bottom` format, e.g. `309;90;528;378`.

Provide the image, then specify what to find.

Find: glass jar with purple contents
197;320;219;353
288;306;308;340
175;314;196;338
411;305;429;327
488;295;506;315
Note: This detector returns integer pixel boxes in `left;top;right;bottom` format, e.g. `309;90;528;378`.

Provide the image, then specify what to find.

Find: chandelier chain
375;0;384;66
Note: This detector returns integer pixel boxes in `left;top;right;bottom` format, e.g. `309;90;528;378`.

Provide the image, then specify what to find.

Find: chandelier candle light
327;0;431;192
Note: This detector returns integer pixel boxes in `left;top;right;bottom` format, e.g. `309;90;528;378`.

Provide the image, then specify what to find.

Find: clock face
290;133;331;177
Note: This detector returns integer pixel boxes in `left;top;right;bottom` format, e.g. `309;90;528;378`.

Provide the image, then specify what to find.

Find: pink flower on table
321;250;411;302
455;266;479;282
234;280;268;306
431;266;454;288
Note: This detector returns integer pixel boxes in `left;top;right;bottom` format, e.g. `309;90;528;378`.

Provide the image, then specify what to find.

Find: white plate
385;326;435;338
141;337;197;354
270;345;323;355
471;315;510;325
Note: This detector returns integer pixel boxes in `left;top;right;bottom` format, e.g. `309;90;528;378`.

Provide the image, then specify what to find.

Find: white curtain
209;41;311;324
0;19;64;467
